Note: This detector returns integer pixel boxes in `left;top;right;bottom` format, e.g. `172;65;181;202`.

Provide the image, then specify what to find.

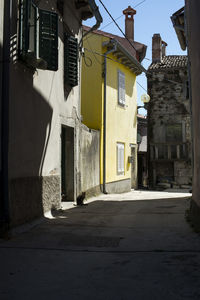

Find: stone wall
147;68;192;189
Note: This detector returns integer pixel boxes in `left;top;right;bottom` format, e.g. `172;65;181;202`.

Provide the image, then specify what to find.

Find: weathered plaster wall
80;125;100;197
186;0;200;210
147;68;192;188
8;0;83;225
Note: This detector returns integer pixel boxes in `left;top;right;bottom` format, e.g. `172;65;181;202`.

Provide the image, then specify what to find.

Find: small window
64;35;78;87
117;143;125;174
118;70;125;105
18;0;58;71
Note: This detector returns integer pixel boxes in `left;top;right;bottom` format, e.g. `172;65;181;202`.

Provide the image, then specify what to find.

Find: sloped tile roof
148;55;188;71
83;25;147;62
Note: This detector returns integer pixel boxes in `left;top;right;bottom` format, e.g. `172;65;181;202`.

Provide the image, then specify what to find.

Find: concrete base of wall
9;175;60;227
103;178;131;194
85;185;101;199
187;199;200;231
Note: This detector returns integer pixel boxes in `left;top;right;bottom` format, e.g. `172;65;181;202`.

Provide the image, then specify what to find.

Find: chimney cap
123;6;136;16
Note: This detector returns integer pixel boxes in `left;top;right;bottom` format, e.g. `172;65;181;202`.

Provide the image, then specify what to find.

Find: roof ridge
82;25;145;47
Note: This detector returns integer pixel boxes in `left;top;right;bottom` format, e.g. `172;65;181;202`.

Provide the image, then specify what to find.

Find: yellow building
81;6;146;193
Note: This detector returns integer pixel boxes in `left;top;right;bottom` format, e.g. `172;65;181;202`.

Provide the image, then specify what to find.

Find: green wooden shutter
39;9;58;71
64;35;78;87
19;0;30;56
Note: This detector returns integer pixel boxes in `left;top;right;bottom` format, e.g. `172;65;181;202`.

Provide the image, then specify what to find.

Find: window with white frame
117;143;125;174
118;70;125;105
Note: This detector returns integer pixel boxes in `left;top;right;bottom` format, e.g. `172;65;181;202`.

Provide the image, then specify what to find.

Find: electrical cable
84;47;147;91
83;47;185;90
98;0;138;53
85;35;102;65
82;0;151;61
85;0;147;34
137;81;147;92
83;53;93;67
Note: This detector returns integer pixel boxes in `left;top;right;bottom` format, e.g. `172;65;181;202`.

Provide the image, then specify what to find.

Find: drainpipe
1;0;11;233
79;0;103;46
103;42;117;194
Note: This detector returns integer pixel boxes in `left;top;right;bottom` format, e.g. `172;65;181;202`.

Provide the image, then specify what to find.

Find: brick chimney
123;6;136;41
152;34;168;62
152;34;162;62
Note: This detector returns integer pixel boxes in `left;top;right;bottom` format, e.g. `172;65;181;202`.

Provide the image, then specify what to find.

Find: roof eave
103;39;146;75
171;7;186;51
148;66;187;73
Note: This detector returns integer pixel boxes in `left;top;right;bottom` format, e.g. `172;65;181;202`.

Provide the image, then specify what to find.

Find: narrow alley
1;190;200;300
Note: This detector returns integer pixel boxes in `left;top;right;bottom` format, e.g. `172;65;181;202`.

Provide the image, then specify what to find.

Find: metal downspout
79;0;102;46
103;43;117;194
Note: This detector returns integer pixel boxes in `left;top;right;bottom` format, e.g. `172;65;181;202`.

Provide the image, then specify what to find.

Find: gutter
102;41;117;194
103;39;146;75
80;0;103;45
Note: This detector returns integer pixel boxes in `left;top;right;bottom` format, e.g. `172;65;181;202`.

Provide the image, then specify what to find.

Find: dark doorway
61;125;74;201
138;153;148;189
138;154;143;187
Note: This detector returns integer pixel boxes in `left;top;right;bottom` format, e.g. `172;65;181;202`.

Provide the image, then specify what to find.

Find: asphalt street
1;190;200;300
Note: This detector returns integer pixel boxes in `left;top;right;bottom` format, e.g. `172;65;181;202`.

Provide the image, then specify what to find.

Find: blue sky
84;0;185;115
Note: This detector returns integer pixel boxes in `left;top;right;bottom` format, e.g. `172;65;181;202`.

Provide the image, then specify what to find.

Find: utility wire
83;47;147;91
100;0;147;31
83;47;184;90
97;0;151;61
85;35;102;65
83;0;151;61
98;0;138;53
137;81;147;92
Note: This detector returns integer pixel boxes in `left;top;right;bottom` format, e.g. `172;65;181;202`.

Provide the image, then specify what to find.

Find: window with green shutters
18;0;58;71
64;35;78;87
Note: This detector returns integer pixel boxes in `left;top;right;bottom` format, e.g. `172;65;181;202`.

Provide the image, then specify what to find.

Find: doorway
61;125;74;201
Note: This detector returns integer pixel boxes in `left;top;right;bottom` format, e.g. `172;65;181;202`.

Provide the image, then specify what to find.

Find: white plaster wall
9;0;82;179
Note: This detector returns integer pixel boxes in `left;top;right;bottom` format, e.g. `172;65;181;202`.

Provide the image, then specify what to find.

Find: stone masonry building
147;34;192;189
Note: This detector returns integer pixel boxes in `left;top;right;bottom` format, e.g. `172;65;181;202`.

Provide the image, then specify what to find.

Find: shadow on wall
9;61;54;227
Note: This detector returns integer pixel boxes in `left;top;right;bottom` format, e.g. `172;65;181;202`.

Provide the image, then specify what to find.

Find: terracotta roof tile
148;55;188;71
83;25;147;62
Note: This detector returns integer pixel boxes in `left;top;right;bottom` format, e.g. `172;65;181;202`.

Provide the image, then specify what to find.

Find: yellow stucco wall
81;32;137;186
105;53;137;184
81;34;105;130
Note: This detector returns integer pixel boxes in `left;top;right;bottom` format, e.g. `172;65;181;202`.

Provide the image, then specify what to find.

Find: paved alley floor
1;190;200;300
